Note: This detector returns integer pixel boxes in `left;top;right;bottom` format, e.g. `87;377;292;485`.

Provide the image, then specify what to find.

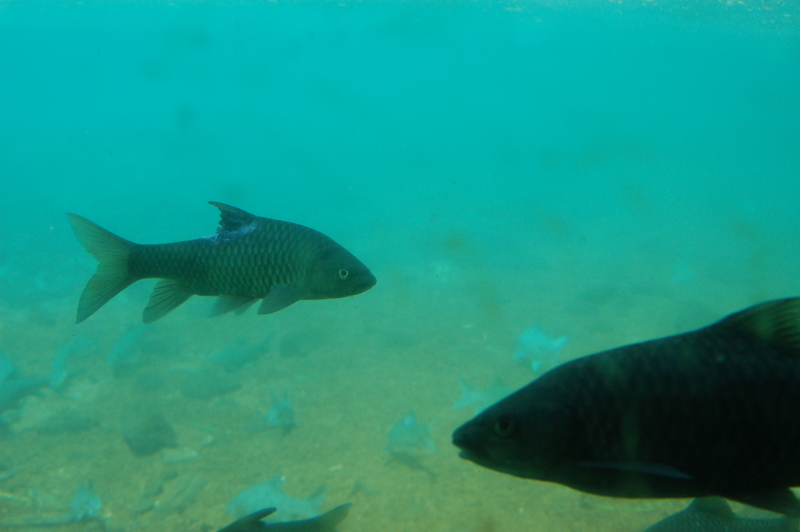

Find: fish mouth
352;272;377;295
455;441;489;462
456;444;500;472
452;426;491;465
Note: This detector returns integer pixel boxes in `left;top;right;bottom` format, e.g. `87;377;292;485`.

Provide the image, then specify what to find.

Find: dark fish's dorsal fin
209;202;258;232
687;497;736;519
716;298;800;357
220;507;276;531
725;488;800;517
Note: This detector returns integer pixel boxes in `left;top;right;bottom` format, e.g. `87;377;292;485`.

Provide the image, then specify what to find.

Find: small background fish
227;476;325;521
2;2;799;532
513;327;567;372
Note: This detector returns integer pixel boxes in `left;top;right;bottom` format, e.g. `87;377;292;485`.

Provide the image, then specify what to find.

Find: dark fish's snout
452;422;487;463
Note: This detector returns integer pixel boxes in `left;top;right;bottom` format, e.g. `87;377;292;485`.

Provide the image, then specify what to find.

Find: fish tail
67;214;138;323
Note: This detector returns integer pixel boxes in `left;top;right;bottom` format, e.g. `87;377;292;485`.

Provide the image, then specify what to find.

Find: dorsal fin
221;507;276;531
687;497;735;518
209;202;258;232
715;298;800;357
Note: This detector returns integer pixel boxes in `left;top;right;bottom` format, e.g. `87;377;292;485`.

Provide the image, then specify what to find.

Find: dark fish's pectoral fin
575;461;695;480
66;214;137;324
724;488;800;518
209;295;258;317
208;202;258;232
218;507;277;532
142;280;193;323
715;298;800;357
257;285;306;315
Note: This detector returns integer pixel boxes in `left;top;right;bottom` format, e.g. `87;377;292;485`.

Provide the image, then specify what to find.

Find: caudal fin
67;214;137;323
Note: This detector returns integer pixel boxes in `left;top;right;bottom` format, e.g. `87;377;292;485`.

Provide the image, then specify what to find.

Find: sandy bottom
0;255;789;532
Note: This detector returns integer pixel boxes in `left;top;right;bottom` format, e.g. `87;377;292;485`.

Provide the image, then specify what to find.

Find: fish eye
338;269;350;280
493;416;515;438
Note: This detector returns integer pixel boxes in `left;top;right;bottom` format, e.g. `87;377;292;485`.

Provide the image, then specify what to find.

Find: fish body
67;203;376;323
454;378;512;415
645;498;798;532
0;353;53;415
385;413;436;456
0;481;102;528
513;327;567;372
217;504;351;532
246;395;297;435
453;299;800;516
267;395;297;434
227;476;325;521
0;377;48;416
69;480;101;521
212;337;271;371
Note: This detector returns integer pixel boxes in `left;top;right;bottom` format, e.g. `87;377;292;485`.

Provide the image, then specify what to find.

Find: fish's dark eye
493;416;515;438
338;269;350;280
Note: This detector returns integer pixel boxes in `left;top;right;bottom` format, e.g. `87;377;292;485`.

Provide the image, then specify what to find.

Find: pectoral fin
575;461;695;480
258;285;306;315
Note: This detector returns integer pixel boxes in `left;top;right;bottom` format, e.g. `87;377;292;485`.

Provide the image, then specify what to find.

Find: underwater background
1;1;799;531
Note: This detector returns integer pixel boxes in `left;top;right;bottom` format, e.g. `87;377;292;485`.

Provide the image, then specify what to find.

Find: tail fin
314;503;352;530
67;214;137;323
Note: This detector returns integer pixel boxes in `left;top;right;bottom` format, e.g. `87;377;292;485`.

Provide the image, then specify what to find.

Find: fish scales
67;202;375;323
559;329;800;489
453;298;800;517
129;223;313;295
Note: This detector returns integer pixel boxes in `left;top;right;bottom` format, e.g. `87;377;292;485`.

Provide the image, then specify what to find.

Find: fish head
452;393;573;480
307;245;376;299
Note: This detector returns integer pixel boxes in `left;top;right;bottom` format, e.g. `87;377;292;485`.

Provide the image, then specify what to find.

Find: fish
513;326;567;372
0;353;49;416
454;377;512;415
212;337;271;371
265;394;297;434
385;412;436;456
246;394;297;435
69;480;102;522
452;298;800;517
644;498;799;532
0;481;102;527
227;476;325;521
217;504;352;532
67;202;376;323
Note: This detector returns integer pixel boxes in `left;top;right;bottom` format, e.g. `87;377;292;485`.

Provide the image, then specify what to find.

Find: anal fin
210;295;257;317
143;280;193;323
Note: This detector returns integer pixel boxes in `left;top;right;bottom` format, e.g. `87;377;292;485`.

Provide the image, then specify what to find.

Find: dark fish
453;298;800;516
67;203;376;323
217;504;352;532
644;498;798;532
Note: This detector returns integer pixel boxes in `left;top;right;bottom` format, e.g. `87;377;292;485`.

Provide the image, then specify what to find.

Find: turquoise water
1;1;799;530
